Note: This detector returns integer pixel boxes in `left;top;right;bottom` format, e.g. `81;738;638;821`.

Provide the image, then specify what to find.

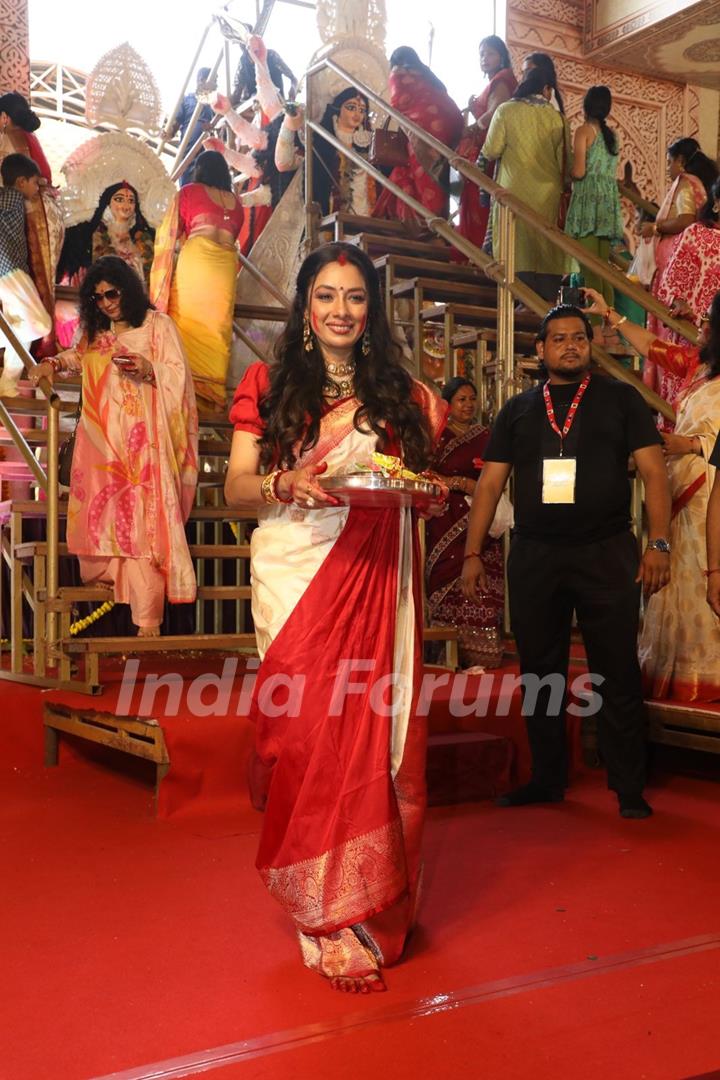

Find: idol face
337;96;367;132
110;189;137;223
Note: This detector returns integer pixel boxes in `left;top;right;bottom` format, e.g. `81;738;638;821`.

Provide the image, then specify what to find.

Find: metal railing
0;311;61;678
304;57;698;422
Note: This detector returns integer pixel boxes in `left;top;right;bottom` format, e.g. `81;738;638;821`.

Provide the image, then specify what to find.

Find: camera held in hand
558;274;589;309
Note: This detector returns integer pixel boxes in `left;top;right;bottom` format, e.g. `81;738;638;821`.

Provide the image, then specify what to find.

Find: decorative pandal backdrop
0;0;30;96
506;0;703;208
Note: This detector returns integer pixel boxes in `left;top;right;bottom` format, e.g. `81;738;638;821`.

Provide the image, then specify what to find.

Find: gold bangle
260;470;281;504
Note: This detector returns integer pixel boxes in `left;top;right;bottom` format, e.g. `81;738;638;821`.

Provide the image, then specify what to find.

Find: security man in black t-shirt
462;305;672;819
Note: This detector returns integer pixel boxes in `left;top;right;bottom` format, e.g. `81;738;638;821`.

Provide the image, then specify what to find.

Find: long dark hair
514;68;552;103
78;256;152;340
583;85;617;155
667;136;719;196
313;87;371;216
699;176;720;226
0;91;41;132
523;52;564;114
701;290;720;379
57;182;154;282
390;46;447;94
192;150;233;191
479;35;512;74
258;242;434;471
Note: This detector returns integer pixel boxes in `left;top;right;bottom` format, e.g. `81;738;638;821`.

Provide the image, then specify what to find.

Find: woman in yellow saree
151;151;243;409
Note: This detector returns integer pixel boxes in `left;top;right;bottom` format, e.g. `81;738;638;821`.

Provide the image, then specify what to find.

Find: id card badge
542;457;577;504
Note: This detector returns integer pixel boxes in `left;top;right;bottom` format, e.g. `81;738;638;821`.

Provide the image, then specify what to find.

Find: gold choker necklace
324;360;355;399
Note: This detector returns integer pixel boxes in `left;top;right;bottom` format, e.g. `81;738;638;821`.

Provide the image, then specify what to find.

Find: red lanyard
542;373;590;457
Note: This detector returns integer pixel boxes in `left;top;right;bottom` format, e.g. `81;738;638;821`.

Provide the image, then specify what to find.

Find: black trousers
507;531;647;796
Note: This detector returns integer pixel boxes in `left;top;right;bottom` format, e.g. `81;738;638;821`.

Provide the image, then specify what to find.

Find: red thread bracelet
463;551;482;560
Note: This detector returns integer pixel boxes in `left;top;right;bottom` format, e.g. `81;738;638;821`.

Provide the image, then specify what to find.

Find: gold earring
361;327;371;357
303;313;313;352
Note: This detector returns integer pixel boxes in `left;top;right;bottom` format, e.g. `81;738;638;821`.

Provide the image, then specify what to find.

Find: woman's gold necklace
324;359;355;399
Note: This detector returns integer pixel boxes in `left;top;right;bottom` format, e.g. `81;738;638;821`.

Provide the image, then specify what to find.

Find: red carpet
2;671;718;1078
25;655;585;822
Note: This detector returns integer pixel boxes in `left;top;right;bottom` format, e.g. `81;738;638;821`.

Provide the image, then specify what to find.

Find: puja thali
318;473;444;508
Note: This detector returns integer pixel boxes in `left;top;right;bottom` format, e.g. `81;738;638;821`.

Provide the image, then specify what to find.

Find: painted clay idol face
110;189;137;223
337;96;367;132
307;260;369;355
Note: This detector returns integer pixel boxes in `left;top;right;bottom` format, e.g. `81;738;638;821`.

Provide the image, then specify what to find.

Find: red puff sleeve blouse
229;361;270;435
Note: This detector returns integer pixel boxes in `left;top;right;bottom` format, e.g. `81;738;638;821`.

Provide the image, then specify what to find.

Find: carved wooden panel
0;0;30;97
507;0;699;207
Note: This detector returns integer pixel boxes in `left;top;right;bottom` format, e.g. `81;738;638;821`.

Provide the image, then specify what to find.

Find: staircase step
234;303;288;321
39;583;252;608
426;731;514;806
63;632;258;654
419;301;541;333
375;253;490;288
349;232;454;261
6;499;255;522
321;211;409;238
14;541;251;561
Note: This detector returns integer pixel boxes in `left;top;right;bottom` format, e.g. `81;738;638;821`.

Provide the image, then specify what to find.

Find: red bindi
337;251;348;265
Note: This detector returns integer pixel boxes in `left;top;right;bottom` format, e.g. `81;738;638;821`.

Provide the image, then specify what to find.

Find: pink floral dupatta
66;311;198;603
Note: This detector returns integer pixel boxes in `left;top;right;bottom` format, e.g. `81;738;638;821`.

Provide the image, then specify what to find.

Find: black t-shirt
709;433;720;468
484;374;662;545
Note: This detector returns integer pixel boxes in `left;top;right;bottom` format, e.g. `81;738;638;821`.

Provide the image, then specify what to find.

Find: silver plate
318;473;443;507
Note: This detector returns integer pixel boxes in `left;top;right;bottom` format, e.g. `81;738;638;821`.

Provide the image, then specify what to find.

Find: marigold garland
69;600;115;636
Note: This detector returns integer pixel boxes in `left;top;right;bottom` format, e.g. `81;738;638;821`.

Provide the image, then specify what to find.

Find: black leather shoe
496;781;565;807
618;794;653;819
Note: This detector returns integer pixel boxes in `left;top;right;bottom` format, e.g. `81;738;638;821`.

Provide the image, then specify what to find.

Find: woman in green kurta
565;86;623;309
483;67;569;295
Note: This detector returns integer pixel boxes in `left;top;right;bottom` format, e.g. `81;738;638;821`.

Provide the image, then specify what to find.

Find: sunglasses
93;288;121;304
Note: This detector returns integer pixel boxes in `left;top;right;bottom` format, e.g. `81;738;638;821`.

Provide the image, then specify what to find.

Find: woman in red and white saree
373;47;463;226
588;287;720;702
225;242;446;993
455;37;516;255
640;138;716;423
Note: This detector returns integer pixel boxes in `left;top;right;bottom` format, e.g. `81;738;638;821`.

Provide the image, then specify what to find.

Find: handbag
370;117;409;170
58;393;81;488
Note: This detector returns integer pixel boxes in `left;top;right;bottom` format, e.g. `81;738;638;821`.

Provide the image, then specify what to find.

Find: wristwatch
647;538;671;554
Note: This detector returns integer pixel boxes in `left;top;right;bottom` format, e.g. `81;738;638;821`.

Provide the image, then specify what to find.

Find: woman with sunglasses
31;255;198;637
584;284;720;702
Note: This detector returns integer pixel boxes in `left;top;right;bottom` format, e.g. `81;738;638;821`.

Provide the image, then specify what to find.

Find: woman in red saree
373;47;463;225
225;242;446;993
640;137;717;424
426;378;505;668
587;286;720;701
455;37;516;255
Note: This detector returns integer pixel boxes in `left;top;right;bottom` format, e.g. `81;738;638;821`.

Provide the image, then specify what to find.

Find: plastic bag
627;238;656;287
466;489;514;538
